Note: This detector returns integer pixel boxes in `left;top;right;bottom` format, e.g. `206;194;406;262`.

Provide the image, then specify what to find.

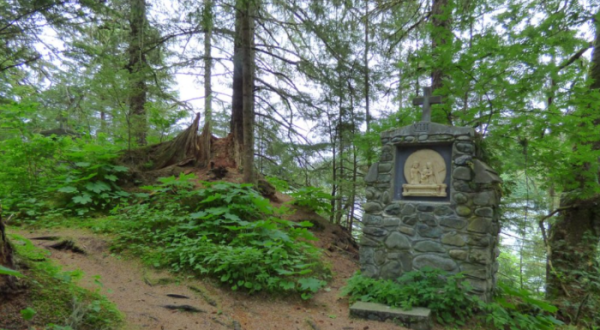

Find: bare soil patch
10;227;409;330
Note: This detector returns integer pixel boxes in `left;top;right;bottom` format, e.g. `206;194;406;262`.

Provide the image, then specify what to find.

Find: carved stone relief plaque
402;149;447;197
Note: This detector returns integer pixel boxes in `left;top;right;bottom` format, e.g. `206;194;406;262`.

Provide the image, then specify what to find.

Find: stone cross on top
412;87;442;122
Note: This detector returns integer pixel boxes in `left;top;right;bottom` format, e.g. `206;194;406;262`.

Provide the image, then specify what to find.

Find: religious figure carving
402;150;447;197
409;161;421;184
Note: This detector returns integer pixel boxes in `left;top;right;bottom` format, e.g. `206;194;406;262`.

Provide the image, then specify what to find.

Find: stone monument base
350;301;432;330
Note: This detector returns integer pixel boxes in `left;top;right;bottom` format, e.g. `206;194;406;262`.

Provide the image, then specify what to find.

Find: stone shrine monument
361;87;502;301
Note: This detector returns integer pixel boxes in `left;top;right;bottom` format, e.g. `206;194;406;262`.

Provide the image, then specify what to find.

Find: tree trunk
230;2;244;165
430;0;452;125
241;0;256;184
127;0;149;146
364;0;372;167
546;197;600;321
546;10;600;325
198;0;213;168
0;209;17;296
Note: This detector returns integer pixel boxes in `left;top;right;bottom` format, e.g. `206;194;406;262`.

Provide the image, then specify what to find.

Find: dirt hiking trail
12;227;410;330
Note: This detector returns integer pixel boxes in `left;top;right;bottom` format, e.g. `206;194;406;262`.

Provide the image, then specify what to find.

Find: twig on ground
162;305;205;313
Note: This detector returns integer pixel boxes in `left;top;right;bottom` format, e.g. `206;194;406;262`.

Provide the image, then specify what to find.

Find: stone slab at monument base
350;301;432;330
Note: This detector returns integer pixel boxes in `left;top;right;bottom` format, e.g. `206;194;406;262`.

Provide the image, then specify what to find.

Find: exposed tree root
49;240;85;254
162;304;205;313
189;285;218;307
31;236;61;241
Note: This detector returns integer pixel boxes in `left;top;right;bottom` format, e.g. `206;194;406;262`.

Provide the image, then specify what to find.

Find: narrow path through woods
12;228;410;330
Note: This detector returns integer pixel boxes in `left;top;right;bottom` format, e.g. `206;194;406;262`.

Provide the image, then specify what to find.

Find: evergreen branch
0;55;41;72
387;6;429;54
254;153;279;167
144;27;234;54
255;19;281;47
0;0;68;34
255;43;303;59
254;48;299;65
257;67;301;95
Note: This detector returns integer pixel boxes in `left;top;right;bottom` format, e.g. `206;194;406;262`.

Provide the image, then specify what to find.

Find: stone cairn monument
361;87;502;301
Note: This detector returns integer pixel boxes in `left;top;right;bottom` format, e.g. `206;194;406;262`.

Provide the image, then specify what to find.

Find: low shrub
341;268;476;324
105;174;329;299
341;270;564;329
289;186;332;215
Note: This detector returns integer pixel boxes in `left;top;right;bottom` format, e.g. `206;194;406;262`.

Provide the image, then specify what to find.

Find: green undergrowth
342;270;563;329
86;174;331;299
6;233;123;330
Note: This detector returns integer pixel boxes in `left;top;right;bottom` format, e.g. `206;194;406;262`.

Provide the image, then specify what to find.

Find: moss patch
0;234;123;330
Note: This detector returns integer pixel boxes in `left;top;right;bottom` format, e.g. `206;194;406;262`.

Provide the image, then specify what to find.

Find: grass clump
101;173;329;299
6;234;123;330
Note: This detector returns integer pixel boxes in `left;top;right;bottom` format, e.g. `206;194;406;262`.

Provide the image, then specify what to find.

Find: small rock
364;227;388;237
453;193;468;204
439;216;467;229
467;218;491;234
454;155;472;165
449;250;468;260
413;255;457;272
363;202;382;213
418;212;437;226
475;207;494;217
417;204;435;212
416;224;442;238
401;204;416;215
456;205;472;216
414;241;445;253
385;232;411;249
365;163;379;183
441;233;466;247
453;167;472;180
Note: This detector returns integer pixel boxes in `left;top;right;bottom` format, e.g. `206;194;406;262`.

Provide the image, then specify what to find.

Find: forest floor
3;167;430;330
7;225;411;330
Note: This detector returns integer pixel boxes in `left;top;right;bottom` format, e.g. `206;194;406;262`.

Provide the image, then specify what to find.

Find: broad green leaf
75;162;91;167
85;181;111;193
297;277;324;293
73;193;92;205
0;265;23;277
105;174;118;182
20;307;36;320
111;165;129;172
57;186;78;193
